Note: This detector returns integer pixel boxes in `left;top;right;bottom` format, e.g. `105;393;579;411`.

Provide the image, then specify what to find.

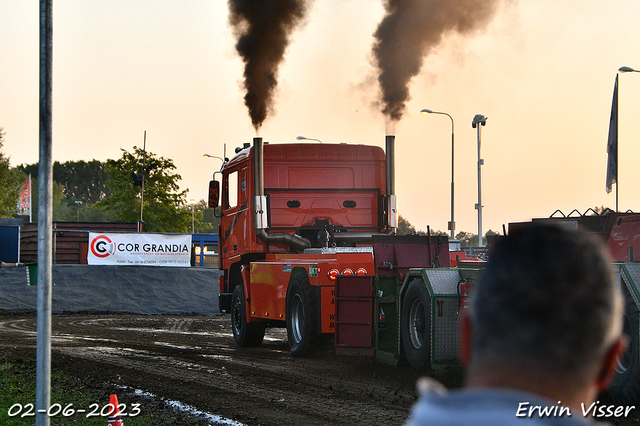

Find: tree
455;229;500;247
26;178;73;222
53;160;112;203
485;229;500;238
24;177;114;223
396;215;447;237
455;231;476;247
18;159;112;203
192;199;220;233
18;159;115;222
396;215;419;235
0;127;27;218
97;147;190;232
594;205;614;215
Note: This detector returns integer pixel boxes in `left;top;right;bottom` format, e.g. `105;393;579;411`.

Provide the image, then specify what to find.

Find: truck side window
224;170;238;209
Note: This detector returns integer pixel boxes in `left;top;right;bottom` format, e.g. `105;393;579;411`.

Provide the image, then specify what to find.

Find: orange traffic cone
107;394;124;426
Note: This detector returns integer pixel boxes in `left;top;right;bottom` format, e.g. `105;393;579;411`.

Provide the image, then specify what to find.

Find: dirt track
0;312;429;425
3;312;638;426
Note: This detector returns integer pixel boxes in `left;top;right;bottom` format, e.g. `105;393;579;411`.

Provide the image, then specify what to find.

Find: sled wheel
401;278;431;369
609;284;640;405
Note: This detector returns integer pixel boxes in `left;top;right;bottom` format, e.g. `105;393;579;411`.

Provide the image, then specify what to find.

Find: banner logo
90;235;116;258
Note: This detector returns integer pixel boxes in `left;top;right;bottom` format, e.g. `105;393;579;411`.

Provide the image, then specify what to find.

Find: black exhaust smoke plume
373;0;504;123
228;0;310;132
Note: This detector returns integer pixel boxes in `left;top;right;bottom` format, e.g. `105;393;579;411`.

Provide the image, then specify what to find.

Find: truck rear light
328;269;339;281
342;268;353;275
355;268;367;275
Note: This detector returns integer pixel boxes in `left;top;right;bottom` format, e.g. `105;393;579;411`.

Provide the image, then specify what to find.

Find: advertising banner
88;233;191;267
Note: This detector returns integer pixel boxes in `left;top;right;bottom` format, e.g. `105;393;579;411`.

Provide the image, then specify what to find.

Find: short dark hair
469;223;621;377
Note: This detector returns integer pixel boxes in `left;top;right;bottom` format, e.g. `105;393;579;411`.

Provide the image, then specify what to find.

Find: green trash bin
25;263;37;286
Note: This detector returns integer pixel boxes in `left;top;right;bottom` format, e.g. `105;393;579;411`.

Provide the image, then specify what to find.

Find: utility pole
472;114;487;248
37;1;53;424
139;131;146;232
74;201;82;222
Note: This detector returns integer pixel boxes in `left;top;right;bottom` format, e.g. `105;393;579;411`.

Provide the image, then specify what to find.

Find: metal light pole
472;114;487;248
203;154;225;162
420;109;455;240
74;201;82;222
615;66;640;212
37;1;53;425
138;131;146;232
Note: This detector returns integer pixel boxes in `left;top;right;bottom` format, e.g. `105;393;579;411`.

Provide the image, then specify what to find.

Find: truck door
221;165;250;263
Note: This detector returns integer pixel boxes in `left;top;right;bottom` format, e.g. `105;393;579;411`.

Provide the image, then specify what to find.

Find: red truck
208;136;453;359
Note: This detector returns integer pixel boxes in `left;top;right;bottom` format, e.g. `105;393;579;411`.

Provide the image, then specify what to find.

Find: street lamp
203;154;224;162
420;109;455;240
296;136;322;143
74;201;82;222
619;66;640;73
611;66;639;212
472;114;487;247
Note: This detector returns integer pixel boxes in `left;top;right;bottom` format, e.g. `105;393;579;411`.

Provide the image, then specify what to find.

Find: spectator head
465;223;624;388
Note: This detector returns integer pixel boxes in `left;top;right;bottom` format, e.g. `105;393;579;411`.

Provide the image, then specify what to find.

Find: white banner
88;233;191;267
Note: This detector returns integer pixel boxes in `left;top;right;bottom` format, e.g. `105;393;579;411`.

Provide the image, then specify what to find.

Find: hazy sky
2;0;640;235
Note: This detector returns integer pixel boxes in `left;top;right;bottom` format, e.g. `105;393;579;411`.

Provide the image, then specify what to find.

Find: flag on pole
16;174;31;216
606;75;618;194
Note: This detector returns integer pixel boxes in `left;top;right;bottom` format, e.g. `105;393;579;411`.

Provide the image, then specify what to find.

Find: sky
1;0;640;236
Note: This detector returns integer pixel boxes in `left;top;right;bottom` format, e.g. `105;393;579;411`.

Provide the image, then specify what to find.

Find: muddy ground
1;311;637;426
0;311;429;425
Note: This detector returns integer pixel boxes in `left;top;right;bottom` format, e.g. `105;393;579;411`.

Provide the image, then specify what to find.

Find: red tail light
328;267;367;280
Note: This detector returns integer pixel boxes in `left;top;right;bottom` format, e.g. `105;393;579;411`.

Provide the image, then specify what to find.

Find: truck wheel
231;285;265;347
286;272;317;357
609;285;640;405
401;278;431;369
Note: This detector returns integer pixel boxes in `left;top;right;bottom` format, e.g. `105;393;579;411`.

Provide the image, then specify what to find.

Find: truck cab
210;137;402;355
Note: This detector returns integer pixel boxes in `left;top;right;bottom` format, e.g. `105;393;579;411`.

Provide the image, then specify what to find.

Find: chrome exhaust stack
385;135;398;231
253;137;267;229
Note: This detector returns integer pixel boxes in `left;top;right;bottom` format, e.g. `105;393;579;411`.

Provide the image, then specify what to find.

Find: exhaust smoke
372;0;505;124
228;0;311;132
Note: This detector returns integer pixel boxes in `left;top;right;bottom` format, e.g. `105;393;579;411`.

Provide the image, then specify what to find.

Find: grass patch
0;357;210;425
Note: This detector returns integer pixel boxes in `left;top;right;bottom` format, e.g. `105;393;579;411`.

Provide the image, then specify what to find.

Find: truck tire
401;278;431;370
286;272;317;357
231;285;266;347
609;285;640;405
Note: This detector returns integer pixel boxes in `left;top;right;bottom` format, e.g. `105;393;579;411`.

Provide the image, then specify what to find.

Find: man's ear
460;314;472;366
596;336;627;392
